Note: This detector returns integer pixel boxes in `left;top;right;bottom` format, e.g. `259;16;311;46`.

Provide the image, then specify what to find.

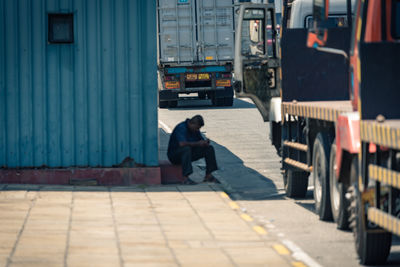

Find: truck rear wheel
313;133;333;221
271;122;282;156
283;169;309;198
198;92;206;99
329;141;349;229
348;158;392;265
212;97;224;107
223;96;234;106
168;101;178;108
159;101;168;109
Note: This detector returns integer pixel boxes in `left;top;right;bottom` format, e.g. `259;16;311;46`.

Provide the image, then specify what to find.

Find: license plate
186;74;197;81
198;73;210;80
165;81;180;89
216;79;231;87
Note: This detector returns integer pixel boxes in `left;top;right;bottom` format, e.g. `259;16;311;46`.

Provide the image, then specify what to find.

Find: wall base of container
159;160;184;184
0;167;161;186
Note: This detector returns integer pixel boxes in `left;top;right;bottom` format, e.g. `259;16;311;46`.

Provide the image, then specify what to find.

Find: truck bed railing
368;208;400;236
369;165;400;189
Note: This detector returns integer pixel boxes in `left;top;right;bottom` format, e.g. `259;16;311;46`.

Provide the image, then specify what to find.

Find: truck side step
369;164;400;189
284;158;312;172
368;207;400;236
283;141;308;152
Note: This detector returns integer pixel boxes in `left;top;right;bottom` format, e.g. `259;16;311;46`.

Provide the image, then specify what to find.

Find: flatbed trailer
360;120;400;150
349;119;400;264
277;0;354;226
234;0;400;264
233;0;355;228
275;0;357;227
281;100;354;176
307;0;400;264
281;99;357;224
282;101;353;122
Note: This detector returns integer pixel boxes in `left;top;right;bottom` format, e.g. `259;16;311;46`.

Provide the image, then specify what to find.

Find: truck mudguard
336;112;360;178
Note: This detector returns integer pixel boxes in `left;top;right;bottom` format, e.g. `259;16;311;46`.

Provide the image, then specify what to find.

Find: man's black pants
168;146;218;177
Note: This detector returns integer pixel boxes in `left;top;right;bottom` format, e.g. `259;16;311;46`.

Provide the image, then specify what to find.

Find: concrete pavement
0;183;300;267
0;121;306;267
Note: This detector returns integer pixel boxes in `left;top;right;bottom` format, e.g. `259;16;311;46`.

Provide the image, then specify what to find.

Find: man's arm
174;122;209;147
179;140;209;147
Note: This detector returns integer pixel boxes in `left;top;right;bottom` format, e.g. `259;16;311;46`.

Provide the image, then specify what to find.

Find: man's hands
197;139;210;147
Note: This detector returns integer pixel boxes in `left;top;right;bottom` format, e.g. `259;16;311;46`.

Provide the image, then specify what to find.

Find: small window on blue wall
48;13;74;44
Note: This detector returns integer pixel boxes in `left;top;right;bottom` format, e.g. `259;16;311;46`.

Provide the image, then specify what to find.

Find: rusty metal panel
0;0;158;168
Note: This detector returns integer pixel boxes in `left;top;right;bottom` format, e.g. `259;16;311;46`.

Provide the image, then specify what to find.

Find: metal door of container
196;0;235;63
158;0;196;63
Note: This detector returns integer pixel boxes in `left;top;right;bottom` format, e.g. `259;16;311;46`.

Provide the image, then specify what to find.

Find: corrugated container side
0;0;158;168
197;0;235;62
158;0;196;63
158;0;235;64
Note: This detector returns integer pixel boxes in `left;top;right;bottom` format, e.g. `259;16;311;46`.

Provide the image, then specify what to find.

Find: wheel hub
314;150;322;202
332;162;340;211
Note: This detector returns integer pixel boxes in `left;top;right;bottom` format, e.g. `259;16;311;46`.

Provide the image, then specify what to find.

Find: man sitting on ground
167;115;219;185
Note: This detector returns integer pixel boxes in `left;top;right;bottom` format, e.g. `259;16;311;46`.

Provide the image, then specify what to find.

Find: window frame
48;13;74;44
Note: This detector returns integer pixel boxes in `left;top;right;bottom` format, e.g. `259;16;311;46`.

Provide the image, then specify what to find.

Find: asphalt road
158;96;400;267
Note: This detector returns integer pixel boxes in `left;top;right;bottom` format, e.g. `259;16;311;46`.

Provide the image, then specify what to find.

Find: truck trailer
157;0;236;108
309;0;400;264
276;0;354;227
234;0;353;228
235;0;400;264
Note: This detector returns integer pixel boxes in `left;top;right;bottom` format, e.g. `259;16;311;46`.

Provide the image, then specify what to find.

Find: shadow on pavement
159;127;282;201
294;201;315;213
165;98;256;110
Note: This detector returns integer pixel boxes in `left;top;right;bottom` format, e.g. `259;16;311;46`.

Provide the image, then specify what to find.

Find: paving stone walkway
0;183;296;267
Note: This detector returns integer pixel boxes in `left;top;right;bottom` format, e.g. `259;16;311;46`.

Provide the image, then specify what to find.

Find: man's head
187;115;204;132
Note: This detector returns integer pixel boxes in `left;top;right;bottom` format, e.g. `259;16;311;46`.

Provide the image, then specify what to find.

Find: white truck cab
289;0;351;29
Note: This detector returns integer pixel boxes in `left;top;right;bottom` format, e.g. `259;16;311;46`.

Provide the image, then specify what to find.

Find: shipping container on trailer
157;0;236;107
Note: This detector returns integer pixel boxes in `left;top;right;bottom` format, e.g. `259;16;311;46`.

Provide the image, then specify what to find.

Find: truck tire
198;92;206;99
168;101;178;108
271;122;282;156
283;169;309;198
223;96;234;106
212;97;224;107
348;158;392;265
312;133;333;221
159;101;168;109
329;141;350;229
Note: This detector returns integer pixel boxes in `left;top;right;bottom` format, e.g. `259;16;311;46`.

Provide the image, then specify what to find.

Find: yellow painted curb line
292;261;307;267
273;244;290;255
240;213;253;222
229;201;240;210
253;225;267;235
220;192;229;199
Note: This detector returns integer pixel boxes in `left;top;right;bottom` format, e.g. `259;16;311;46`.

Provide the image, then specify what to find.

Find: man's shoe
182;178;197;185
203;175;220;184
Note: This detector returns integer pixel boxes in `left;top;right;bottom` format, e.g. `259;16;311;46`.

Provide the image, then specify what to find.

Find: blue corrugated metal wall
0;0;158;168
